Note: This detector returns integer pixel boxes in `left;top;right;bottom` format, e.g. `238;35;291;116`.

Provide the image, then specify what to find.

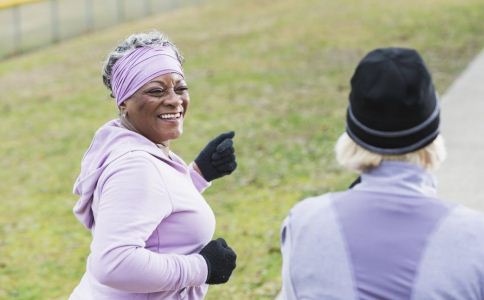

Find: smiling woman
68;31;238;300
120;72;189;145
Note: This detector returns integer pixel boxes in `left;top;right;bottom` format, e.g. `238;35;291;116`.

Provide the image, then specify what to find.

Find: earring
122;111;127;118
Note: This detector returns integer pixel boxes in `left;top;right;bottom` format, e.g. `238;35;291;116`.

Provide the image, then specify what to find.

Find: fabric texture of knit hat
346;47;440;155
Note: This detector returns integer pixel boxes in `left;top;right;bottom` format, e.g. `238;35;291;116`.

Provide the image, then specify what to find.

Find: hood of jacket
72;119;170;229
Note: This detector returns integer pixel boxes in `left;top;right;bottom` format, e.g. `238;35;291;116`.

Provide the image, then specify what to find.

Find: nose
164;90;184;107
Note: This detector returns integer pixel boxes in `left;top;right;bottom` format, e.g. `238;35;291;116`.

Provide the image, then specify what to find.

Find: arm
188;162;211;193
89;152;207;293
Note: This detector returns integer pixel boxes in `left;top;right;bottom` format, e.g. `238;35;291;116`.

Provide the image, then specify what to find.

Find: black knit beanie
346;47;440;155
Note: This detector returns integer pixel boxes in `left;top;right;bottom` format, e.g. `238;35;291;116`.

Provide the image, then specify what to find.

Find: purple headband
111;46;184;106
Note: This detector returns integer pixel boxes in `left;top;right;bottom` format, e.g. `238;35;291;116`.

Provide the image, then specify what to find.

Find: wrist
189;163;212;192
194;254;211;286
198;253;211;283
192;162;203;177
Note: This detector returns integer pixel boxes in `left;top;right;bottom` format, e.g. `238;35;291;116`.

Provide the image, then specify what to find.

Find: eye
146;88;166;96
175;86;189;95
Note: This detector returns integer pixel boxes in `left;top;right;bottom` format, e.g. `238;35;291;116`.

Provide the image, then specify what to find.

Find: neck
120;114;138;133
156;142;171;158
119;115;171;151
359;161;437;197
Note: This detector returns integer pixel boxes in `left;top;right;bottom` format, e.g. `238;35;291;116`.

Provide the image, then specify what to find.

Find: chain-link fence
0;0;201;59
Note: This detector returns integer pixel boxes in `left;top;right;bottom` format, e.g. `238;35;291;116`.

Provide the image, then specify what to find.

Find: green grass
1;0;484;298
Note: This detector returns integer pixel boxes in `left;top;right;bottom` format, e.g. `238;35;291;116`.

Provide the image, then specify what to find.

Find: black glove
199;238;237;284
195;131;237;182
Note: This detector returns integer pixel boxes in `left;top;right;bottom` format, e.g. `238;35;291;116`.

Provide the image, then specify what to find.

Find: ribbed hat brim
346;104;440;155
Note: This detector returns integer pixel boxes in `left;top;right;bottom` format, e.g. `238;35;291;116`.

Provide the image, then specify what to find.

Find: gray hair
101;30;184;97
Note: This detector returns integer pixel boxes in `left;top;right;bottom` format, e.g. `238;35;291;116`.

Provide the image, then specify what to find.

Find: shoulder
440;205;484;241
448;204;484;221
290;193;334;217
425;204;484;260
110;150;159;168
100;151;164;184
412;204;484;297
285;193;340;233
443;205;484;230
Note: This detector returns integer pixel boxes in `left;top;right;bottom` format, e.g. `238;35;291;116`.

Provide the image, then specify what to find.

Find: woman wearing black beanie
280;47;484;299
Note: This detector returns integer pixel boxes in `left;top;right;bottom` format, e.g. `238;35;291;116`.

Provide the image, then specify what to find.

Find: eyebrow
150;79;186;86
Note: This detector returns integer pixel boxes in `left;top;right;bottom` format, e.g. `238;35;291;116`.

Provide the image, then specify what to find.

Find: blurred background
0;0;202;58
0;0;483;299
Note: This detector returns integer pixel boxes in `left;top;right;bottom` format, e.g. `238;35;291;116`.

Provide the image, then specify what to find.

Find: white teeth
159;112;182;119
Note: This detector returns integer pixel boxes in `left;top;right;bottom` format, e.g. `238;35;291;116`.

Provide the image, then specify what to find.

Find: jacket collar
354;161;437;197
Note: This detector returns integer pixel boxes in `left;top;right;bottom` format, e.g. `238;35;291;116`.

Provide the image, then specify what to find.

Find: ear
118;102;128;117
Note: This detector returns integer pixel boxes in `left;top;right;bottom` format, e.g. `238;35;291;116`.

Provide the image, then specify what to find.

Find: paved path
436;50;484;211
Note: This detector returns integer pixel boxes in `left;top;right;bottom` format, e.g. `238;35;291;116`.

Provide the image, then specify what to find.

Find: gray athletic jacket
281;161;484;299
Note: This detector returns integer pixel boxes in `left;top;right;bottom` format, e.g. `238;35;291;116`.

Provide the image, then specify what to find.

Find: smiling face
120;72;189;145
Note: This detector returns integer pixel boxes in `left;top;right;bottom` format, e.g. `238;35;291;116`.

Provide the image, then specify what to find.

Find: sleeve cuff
188;162;212;193
190;254;209;286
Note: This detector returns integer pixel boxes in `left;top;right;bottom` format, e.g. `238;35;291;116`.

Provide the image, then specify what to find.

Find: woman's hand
199;238;237;284
195;131;237;181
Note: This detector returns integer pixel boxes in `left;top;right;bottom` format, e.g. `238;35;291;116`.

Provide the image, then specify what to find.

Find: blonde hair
335;132;446;172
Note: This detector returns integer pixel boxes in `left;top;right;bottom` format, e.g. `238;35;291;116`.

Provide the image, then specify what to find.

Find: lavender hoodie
69;119;215;300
